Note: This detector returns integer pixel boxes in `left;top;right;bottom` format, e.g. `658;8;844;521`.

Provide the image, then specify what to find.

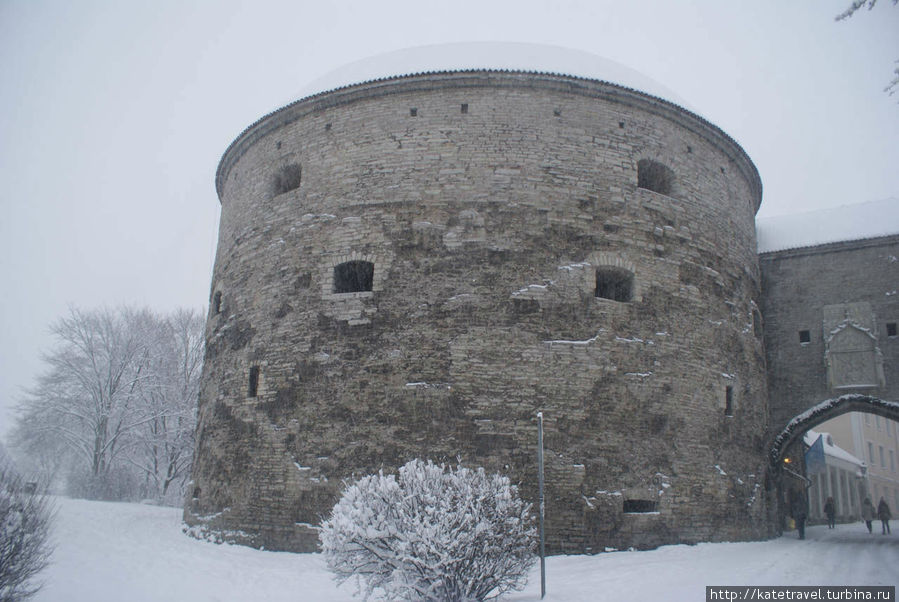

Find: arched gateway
769;395;899;470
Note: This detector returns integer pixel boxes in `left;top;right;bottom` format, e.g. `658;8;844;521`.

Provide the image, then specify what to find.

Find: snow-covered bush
0;469;55;602
320;459;536;602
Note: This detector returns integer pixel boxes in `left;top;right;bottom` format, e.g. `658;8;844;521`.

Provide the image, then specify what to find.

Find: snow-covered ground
33;497;897;602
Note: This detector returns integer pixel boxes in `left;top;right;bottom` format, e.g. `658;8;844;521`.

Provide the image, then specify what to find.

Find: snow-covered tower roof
293;42;691;109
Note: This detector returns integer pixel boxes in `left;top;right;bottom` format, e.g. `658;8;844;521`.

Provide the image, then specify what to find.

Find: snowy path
33;498;897;602
507;525;897;601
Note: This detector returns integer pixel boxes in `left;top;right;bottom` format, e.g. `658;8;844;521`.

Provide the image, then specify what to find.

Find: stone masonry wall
760;236;899;433
186;72;771;553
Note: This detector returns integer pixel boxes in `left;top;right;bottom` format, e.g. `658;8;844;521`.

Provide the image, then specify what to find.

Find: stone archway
769;394;899;470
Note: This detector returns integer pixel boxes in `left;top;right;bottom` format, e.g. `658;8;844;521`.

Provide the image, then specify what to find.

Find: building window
880;445;886;468
623;499;658;513
868;441;875;463
272;163;302;196
595;267;634;302
798;330;811;344
213;291;222;315
637;159;675;196
724;386;734;417
333;260;374;293
248;366;260;398
886;322;897;337
876;415;882;430
890;449;895;472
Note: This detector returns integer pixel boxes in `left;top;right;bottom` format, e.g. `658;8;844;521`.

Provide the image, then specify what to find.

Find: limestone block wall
186;71;770;553
760;235;899;433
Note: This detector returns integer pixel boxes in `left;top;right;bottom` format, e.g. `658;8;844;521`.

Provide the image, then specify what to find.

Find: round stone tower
186;43;771;553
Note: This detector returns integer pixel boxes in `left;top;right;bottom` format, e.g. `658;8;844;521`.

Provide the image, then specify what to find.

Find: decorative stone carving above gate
823;302;885;390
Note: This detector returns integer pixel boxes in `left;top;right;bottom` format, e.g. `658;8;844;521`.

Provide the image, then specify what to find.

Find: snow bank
34;497;898;602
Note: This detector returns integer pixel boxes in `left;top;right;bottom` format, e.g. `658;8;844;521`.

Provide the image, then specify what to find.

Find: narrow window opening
725;386;734;417
887;322;897;337
460;103;468;114
618;121;625;129
213;291;222;315
410;108;418;117
637;159;675;196
623;499;657;513
799;330;811;344
595;267;633;302
248;366;260;398
333;260;374;293
272;163;302;195
752;308;763;338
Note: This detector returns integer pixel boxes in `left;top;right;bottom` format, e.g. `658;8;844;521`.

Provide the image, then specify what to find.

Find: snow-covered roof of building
756;198;899;253
292;42;691;109
804;429;866;467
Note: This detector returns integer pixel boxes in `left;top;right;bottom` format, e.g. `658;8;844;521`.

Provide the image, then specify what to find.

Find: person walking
862;497;876;534
790;488;808;540
824;496;836;529
877;497;892;535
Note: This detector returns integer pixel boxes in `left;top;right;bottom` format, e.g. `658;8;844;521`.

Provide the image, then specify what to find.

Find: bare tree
7;419;70;494
19;307;149;498
12;306;203;503
129;309;203;503
0;468;55;602
836;0;899;96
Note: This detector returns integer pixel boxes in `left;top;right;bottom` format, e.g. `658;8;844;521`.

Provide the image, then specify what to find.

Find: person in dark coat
790;488;808;540
824;496;836;529
862;497;876;534
877;497;892;535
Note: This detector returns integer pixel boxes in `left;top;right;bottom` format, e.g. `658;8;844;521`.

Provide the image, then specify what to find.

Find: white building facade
814;413;899;512
804;429;868;523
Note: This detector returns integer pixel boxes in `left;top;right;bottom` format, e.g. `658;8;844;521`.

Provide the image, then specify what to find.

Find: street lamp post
537;411;546;599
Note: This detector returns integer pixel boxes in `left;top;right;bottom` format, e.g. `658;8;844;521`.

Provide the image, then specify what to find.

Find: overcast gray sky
1;0;897;440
